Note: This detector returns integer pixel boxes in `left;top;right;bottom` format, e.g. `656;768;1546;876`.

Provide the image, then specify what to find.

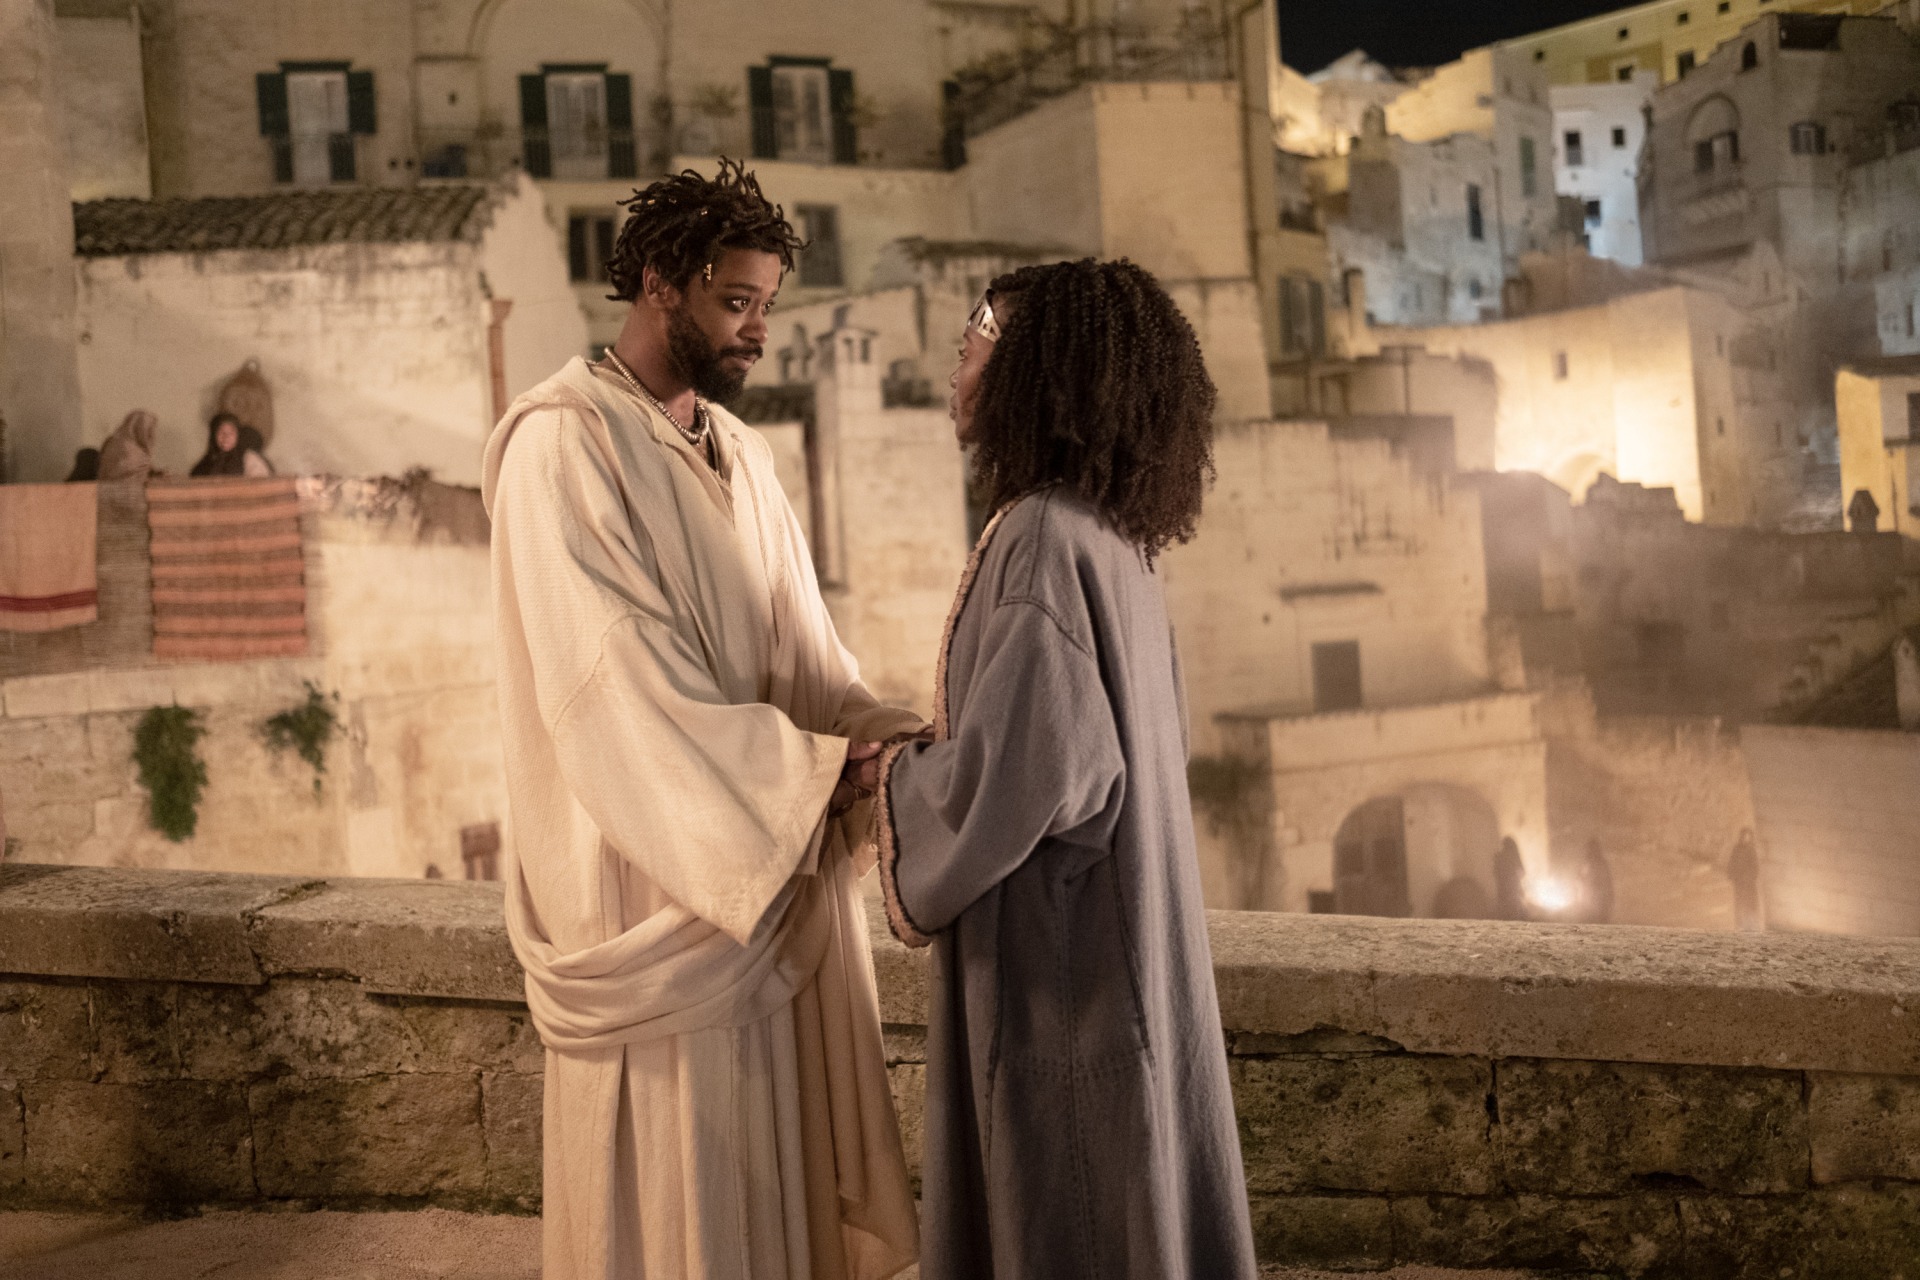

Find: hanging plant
260;681;341;797
133;705;208;842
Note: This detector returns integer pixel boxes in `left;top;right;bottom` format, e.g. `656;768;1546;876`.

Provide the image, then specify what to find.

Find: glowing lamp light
1528;876;1575;915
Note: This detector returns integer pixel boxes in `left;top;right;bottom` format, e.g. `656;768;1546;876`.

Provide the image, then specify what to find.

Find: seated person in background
98;409;159;481
65;448;101;482
189;412;272;477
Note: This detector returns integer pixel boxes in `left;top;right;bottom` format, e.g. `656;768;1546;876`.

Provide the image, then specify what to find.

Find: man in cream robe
482;349;919;1278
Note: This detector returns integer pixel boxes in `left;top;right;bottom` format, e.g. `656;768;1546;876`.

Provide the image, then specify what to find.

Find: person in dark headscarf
65;448;101;482
190;413;271;477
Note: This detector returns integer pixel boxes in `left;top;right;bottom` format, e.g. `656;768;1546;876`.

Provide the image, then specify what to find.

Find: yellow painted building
1837;356;1920;536
1499;0;1888;86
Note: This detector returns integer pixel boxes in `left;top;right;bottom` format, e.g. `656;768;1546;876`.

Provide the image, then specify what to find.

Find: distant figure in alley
1729;829;1764;932
482;160;918;1280
872;260;1260;1279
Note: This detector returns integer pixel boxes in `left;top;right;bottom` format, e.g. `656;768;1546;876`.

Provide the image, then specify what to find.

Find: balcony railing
415;125;651;183
949;14;1231;142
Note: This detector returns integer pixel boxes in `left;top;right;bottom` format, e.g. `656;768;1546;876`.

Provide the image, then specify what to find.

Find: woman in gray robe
873;259;1258;1279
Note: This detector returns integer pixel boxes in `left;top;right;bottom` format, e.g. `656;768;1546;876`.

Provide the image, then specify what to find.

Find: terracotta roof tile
73;186;495;257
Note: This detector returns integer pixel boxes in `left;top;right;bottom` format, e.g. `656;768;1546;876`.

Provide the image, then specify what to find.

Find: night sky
1278;0;1636;73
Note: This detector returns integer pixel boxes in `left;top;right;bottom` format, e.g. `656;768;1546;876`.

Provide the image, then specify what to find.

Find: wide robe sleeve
494;406;848;945
874;595;1126;947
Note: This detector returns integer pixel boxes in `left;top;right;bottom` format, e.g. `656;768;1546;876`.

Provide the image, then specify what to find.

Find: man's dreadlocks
604;157;806;302
969;258;1216;562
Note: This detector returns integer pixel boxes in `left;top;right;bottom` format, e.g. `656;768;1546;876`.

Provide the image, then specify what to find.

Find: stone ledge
5;866;1920;1075
1208;910;1920;1076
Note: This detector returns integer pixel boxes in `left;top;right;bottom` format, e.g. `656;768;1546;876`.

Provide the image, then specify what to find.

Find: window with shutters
1612;125;1627;148
547;73;607;179
773;65;831;163
1564;129;1584;168
1278;276;1325;357
1789;120;1826;155
748;59;858;165
1466;183;1484;241
519;67;635;180
795;205;843;287
1584;198;1602;226
567;213;616;283
1519;136;1537;197
257;63;374;186
289;72;349;185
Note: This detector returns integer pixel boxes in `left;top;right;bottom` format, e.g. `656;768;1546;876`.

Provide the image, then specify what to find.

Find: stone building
1322;110;1512;326
1384;274;1806;525
1303;45;1563;330
39;0;1286;349
1498;0;1892;88
1635;10;1920;477
1840;136;1920;358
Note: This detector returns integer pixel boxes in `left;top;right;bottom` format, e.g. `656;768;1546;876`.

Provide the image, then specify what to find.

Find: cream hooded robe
481;357;919;1280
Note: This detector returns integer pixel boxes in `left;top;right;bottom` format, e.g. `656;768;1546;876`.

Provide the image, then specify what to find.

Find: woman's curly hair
970;258;1216;562
605;157;806;302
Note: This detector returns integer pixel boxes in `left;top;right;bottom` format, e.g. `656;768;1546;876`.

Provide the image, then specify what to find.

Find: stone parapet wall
5;864;1920;1276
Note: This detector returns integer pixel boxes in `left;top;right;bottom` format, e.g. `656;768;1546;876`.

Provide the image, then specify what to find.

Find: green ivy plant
260;681;341;797
133;705;208;842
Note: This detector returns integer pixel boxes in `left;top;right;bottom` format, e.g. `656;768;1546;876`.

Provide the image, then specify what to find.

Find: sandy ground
0;1210;1552;1280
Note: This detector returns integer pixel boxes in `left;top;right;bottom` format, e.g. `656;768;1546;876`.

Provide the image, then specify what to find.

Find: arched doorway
1332;785;1504;918
1334;797;1412;917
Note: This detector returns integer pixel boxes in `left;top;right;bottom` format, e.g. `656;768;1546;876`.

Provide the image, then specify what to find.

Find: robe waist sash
511;862;833;1052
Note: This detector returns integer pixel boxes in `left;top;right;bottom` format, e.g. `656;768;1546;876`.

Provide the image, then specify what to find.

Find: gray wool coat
875;487;1257;1280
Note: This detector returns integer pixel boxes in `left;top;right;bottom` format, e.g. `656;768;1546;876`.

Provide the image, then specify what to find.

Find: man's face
661;247;780;403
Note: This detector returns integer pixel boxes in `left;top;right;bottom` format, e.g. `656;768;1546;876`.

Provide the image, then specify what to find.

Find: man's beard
666;304;759;404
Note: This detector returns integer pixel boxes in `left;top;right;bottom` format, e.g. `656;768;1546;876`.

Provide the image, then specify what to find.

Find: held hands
829;741;885;818
827;730;934;818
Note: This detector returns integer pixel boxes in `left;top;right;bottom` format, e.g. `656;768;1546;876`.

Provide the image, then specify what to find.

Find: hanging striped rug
145;477;307;661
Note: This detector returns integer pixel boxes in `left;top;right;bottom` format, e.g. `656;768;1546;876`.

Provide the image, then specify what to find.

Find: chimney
808;319;880;587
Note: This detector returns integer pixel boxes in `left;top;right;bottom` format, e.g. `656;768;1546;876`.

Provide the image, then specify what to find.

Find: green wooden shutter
567;215;588;281
604;72;636;179
328;133;356;183
257;72;293;183
828;67;856;164
257;72;289;135
519;73;551;178
747;66;775;158
347;70;376;135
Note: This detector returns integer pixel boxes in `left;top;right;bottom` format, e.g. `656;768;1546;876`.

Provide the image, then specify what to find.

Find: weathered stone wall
1544;705;1758;931
0;480;507;879
6;863;1920;1276
1744;723;1920;936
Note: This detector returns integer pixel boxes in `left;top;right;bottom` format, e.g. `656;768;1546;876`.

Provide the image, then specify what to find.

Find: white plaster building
1551;71;1656;265
69;176;584;485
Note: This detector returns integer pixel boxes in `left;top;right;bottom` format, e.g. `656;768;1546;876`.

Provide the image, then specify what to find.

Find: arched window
1741;41;1758;70
1687;95;1741;174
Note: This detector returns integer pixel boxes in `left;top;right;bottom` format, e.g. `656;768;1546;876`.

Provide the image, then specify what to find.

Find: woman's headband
966;290;1002;343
